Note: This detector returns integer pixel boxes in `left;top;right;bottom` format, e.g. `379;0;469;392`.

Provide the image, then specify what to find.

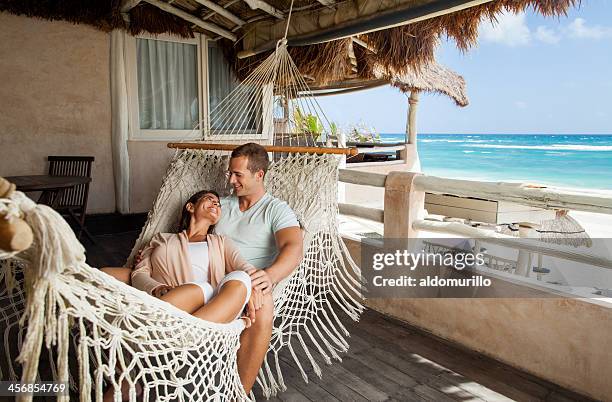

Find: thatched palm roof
373;63;469;107
0;0;578;84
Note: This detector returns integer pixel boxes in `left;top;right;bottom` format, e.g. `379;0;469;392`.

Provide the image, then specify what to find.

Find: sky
314;1;612;134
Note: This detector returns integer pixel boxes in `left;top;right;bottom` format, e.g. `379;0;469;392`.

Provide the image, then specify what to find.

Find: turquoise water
379;134;612;190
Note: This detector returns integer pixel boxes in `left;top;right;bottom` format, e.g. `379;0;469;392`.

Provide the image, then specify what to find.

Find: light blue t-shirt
215;193;299;269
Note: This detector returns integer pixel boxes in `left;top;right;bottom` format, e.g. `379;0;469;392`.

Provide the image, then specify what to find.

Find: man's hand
152;284;173;298
247;268;274;295
246;288;264;323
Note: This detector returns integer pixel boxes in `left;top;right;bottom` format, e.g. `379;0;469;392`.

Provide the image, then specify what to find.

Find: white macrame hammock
0;39;363;402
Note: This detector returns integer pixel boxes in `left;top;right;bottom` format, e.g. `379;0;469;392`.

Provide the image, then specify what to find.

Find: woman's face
190;193;221;225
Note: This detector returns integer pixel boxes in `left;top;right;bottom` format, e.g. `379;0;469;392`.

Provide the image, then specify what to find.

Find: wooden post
515;224;534;277
384;172;424;238
401;91;421;172
407;91;419;145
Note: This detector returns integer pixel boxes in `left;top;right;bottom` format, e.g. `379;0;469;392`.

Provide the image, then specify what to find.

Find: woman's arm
131;234;167;295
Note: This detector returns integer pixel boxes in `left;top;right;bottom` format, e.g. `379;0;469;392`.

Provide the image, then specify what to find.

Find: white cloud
568;18;612;39
535;26;561;44
480;12;531;47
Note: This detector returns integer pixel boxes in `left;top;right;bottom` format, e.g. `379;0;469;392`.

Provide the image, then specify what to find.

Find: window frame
127;32;207;141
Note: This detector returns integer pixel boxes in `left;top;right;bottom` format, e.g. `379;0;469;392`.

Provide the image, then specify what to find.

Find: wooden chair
46;156;95;243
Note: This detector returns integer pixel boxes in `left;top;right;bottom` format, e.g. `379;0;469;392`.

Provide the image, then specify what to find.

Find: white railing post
384;172;424;238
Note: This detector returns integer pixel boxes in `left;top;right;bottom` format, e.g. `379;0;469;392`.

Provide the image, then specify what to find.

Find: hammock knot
276;38;288;51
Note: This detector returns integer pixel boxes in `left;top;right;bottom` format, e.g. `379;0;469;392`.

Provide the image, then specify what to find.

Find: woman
131;189;261;323
102;190;261;401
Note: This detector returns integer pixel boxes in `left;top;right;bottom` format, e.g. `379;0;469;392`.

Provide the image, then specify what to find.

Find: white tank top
187;242;209;284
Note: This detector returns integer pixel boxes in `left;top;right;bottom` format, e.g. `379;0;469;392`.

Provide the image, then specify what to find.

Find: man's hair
231;142;269;176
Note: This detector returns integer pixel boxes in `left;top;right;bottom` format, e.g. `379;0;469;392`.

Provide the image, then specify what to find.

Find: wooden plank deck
85;229;595;402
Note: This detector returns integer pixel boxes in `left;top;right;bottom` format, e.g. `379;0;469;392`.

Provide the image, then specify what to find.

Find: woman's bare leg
159;284;207;314
100;267;132;285
192;281;247;323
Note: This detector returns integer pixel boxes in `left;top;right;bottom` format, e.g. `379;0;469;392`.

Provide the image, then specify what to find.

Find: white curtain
137;39;198;130
110;29;131;213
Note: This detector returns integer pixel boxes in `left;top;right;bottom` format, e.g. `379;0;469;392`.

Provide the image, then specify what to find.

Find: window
137;38;199;130
128;34;203;140
127;34;271;141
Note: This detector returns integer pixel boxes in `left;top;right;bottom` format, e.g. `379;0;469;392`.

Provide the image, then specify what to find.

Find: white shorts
188;271;252;319
186;281;215;303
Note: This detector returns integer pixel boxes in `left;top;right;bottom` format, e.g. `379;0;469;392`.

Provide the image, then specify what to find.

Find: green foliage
292;106;379;144
293;106;325;141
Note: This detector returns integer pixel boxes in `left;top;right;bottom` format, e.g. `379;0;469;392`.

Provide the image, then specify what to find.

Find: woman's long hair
178;190;221;233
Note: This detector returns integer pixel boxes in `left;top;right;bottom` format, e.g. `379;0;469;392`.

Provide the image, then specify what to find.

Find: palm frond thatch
0;0;580;83
537;213;592;248
128;3;194;38
373;62;469;107
0;0;125;32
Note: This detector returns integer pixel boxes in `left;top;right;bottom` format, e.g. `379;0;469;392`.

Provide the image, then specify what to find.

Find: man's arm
267;226;303;284
249;226;303;293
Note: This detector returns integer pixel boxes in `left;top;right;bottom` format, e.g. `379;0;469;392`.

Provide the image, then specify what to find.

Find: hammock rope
0;151;363;400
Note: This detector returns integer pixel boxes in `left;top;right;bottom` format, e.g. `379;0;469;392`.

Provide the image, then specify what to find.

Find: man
216;143;303;394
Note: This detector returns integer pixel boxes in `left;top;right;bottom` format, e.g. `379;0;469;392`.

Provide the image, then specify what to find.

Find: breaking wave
463;144;612;151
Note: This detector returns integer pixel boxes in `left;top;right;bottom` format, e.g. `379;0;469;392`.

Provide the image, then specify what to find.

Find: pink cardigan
131;231;254;295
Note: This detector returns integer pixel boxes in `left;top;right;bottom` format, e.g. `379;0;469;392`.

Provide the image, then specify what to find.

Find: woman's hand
152;284;173;298
247;268;274;295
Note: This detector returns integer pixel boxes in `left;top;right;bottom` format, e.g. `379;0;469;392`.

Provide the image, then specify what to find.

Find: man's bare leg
237;292;274;394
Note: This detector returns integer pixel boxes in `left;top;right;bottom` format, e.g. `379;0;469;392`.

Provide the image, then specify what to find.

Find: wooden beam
316;0;336;6
143;0;237;41
308;82;387;97
243;0;284;19
352;37;377;53
338;169;387;187
308;78;388;91
339;203;384;223
121;0;142;13
348;39;357;73
194;0;246;26
167;142;358;155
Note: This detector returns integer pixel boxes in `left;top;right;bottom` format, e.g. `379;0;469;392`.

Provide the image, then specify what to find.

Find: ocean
379;133;612;190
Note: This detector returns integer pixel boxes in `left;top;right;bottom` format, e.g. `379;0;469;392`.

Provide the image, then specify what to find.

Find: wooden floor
84;230;594;402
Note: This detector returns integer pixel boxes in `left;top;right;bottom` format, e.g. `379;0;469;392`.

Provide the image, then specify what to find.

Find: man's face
228;156;264;196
